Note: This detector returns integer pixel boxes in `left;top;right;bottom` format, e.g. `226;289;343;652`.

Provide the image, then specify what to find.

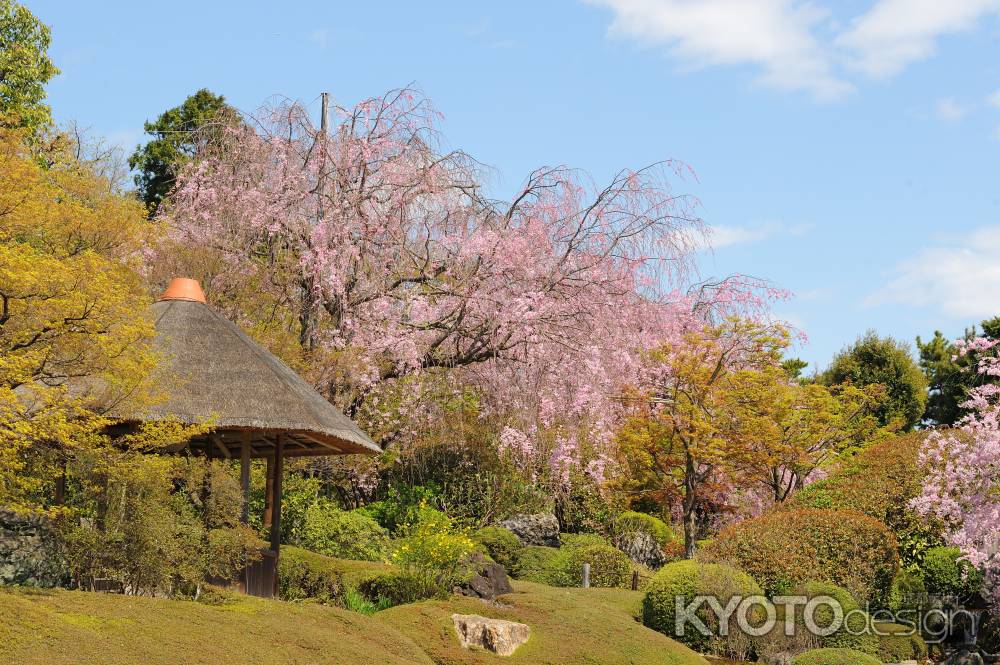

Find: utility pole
320;92;329;133
317;92;329;222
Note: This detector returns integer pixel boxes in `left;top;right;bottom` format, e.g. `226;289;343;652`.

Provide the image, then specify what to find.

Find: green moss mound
642;559;762;652
563;543;632;588
472;526;522;571
875;621;928;663
380;580;710;664
0;585;432;665
512;545;571;586
791;647;881;665
278;546;431;608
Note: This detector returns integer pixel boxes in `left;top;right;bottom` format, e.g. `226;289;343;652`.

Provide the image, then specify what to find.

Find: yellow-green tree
0;127;160;510
731;376;890;502
616;319;789;558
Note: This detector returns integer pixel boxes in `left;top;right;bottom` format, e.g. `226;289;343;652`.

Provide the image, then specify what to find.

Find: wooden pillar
263;453;273;530
54;459;66;506
240;431;251;524
269;434;284;554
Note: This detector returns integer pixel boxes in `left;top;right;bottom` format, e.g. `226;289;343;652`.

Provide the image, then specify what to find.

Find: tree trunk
683;451;698;559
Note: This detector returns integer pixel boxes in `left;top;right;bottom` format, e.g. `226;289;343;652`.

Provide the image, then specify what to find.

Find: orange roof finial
159;277;207;304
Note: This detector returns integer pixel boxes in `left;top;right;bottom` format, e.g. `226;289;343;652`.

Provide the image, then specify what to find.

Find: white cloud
586;0;852;101
708;221;810;249
308;29;330;50
836;0;1000;78
869;226;1000;318
988;89;1000;108
586;0;1000;99
936;97;967;122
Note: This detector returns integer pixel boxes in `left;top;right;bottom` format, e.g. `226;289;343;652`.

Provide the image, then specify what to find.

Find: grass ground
0;582;708;664
379;581;709;665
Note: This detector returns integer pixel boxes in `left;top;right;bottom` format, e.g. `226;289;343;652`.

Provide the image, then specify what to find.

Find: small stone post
582;563;590;588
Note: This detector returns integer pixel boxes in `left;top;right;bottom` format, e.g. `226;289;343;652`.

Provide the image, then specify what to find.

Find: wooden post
582;563;590;589
269;434;284;598
240;432;251;524
631;570;639;591
54;460;66;506
263;453;273;530
269;434;283;554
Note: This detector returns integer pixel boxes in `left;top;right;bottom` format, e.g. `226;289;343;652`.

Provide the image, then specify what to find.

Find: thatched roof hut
122;278;380;597
140;278;379;459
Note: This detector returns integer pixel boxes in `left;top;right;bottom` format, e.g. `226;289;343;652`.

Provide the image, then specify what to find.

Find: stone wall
0;510;69;587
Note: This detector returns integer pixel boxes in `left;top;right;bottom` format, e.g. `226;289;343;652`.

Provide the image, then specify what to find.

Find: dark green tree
821;331;927;431
917;315;1000;427
128;89;236;214
781;357;809;381
0;0;59;134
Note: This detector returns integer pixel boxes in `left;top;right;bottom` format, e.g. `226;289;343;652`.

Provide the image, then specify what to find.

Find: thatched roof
123;279;380;459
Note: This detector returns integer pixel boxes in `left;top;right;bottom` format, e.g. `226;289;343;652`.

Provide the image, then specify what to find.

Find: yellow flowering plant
389;502;476;595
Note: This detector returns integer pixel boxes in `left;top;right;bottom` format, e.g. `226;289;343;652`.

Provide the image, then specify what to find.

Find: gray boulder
0;510;68;588
614;530;667;570
946;648;985;665
499;513;559;547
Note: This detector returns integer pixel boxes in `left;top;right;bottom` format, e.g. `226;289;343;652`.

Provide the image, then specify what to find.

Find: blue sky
26;0;1000;370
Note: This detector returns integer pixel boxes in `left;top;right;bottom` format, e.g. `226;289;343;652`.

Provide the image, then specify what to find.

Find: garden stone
456;553;514;600
499;513;559;547
945;649;985;665
614;530;666;569
0;510;68;588
452;613;530;656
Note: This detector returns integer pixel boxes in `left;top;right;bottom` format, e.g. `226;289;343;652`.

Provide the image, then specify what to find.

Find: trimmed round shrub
790;647;881;665
613;511;681;569
300;501;389;561
642;559;762;651
512;546;571;586
560;532;611;550
614;511;679;546
922;545;984;598
874;622;927;663
472;526;522;571
799;581;878;656
563;543;631;588
702;508;899;604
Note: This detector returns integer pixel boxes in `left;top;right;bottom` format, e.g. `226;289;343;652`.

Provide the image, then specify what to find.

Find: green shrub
922;545;984;599
512;546;571;586
359;485;439;534
790;647;881;665
874;622;927;663
563;543;631;588
887;567;927;611
614;511;678;546
356;571;437;605
560;532;611;550
702;508;899;604
278;546;348;603
789;432;944;569
276;546;432;609
472;526;522;571
799;582;878;656
642;559;762;652
300;500;389;561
